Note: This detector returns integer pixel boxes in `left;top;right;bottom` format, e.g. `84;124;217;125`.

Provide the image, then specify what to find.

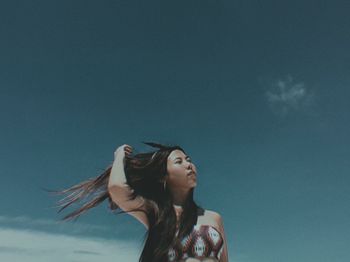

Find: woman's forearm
107;144;137;205
108;155;127;188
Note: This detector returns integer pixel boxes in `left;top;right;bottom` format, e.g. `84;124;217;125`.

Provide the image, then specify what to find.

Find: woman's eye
175;158;191;164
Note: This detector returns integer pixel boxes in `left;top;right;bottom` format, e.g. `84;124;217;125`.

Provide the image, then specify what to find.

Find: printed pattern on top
167;224;224;261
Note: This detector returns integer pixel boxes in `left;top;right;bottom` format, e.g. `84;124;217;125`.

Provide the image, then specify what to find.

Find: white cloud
0;214;143;261
0;214;109;234
0;227;141;262
265;75;315;116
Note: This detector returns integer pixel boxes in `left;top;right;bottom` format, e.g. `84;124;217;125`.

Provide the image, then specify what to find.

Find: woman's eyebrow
174;156;190;161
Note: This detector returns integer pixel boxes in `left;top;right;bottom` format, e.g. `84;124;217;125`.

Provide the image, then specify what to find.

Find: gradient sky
1;0;349;261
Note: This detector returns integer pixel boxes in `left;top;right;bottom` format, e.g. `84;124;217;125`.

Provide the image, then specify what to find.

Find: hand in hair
114;144;133;160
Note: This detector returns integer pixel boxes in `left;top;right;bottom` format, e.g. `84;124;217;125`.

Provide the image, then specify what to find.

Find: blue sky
1;0;349;261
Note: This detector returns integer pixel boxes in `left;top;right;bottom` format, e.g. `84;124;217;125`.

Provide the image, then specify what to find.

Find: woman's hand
114;144;133;160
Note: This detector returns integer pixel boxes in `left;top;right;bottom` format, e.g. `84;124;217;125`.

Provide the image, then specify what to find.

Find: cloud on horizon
0;214;144;261
0;227;141;262
0;214;110;235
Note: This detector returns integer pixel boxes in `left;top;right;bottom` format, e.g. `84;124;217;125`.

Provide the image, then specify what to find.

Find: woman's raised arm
108;144;151;229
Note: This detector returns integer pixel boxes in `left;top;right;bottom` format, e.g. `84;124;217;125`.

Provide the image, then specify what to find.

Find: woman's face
166;149;197;190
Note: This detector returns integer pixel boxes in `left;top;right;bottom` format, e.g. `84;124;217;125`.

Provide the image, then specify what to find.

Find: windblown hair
47;141;202;262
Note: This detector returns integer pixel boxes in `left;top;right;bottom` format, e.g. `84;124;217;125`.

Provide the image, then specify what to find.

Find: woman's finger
125;149;132;155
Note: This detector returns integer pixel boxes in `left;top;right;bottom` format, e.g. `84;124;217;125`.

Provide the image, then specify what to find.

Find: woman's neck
171;188;190;206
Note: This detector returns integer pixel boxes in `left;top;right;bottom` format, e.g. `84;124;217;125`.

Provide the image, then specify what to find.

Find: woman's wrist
113;153;124;163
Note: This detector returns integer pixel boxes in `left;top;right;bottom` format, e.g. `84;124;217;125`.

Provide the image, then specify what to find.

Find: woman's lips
187;171;196;177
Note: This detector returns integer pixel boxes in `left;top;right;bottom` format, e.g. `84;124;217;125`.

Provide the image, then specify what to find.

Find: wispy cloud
0;227;140;262
265;75;315;116
0;214;110;235
0;214;145;261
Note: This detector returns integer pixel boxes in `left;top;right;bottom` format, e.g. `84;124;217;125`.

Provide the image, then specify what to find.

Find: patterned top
167;224;224;261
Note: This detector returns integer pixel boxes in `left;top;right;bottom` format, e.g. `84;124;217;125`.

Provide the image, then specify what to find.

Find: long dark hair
47;141;202;262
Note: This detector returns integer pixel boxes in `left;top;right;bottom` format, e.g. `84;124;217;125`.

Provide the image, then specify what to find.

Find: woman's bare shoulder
198;209;222;227
205;209;220;218
204;209;221;219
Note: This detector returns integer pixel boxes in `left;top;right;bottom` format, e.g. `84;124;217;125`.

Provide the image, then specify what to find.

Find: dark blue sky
1;1;349;261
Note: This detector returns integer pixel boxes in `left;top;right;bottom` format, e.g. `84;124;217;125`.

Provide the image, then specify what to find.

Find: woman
52;142;229;262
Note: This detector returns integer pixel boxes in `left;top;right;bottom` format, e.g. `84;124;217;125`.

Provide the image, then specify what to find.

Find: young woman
53;142;229;262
